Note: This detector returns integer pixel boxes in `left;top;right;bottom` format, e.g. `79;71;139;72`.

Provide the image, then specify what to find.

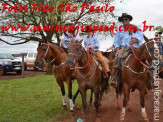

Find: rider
110;13;145;88
83;26;110;78
60;20;72;47
60;20;80;52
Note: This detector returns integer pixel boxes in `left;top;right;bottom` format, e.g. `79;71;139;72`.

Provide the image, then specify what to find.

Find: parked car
24;52;46;71
0;53;22;75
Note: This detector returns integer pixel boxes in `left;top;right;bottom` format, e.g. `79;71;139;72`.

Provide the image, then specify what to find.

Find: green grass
0;75;89;122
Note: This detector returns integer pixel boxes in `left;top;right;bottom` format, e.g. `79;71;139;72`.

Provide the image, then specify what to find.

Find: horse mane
49;42;66;53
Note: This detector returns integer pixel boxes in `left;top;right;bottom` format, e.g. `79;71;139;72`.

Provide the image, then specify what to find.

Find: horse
102;51;124;109
119;41;155;121
35;40;75;112
66;40;110;121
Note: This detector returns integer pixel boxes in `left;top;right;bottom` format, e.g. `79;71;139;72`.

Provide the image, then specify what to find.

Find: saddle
90;51;110;71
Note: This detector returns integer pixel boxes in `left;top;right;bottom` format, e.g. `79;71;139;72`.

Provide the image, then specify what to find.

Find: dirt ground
0;69;46;81
57;79;163;122
0;69;162;122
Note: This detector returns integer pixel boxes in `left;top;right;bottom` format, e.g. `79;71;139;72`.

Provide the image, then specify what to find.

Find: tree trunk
45;33;54;75
46;59;53;75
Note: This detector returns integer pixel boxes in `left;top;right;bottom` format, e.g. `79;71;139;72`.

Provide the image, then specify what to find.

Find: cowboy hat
65;20;73;25
118;13;133;22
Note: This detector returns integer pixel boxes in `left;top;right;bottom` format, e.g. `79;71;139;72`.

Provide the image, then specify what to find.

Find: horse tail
117;80;123;95
101;72;110;95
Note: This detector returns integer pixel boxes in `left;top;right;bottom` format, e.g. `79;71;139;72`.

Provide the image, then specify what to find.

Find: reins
42;43;67;68
129;40;154;69
130;44;150;69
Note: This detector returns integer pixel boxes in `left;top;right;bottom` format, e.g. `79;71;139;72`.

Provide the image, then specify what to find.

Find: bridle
41;43;59;65
67;43;98;79
124;41;154;75
68;43;90;69
130;40;154;69
145;41;154;58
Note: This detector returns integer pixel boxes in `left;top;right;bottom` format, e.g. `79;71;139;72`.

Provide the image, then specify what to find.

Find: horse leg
57;80;67;109
116;88;121;110
120;83;129;121
127;94;132;112
94;88;101;122
80;89;87;121
140;89;149;122
94;89;100;115
73;89;80;103
98;90;102;106
89;90;93;104
66;79;74;112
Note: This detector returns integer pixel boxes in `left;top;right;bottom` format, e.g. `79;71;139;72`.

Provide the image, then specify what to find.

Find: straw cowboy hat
118;13;133;22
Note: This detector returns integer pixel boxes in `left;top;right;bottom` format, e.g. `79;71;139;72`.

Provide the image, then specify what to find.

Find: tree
0;0;125;73
0;0;124;44
153;26;163;32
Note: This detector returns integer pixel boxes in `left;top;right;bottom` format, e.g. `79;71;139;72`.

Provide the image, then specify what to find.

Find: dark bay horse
35;40;75;111
66;40;109;120
120;41;155;121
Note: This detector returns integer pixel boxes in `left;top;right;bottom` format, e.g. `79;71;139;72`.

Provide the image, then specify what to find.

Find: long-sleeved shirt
62;34;80;48
84;35;100;51
113;25;144;49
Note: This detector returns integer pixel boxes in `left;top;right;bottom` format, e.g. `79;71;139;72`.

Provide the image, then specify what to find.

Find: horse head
137;41;155;64
66;39;83;68
35;39;52;66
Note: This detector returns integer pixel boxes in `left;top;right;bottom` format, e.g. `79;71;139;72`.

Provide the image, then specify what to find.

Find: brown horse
66;40;109;120
35;40;75;111
120;41;155;121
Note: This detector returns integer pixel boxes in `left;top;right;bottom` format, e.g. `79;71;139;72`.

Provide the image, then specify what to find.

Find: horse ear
79;39;83;44
143;34;149;42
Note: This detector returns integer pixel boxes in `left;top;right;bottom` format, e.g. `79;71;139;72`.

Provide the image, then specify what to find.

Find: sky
0;0;163;53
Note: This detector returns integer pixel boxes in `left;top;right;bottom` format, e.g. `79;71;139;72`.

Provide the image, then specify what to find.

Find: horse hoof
120;113;125;121
62;106;67;110
70;110;74;112
142;117;149;122
142;113;149;122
